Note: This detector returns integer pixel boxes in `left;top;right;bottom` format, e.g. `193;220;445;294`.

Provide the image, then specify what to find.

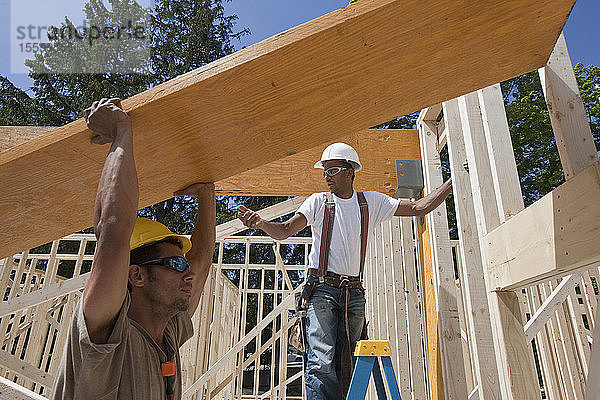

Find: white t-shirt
297;191;400;277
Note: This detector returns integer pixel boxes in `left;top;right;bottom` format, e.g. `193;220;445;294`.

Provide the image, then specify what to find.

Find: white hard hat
314;142;362;172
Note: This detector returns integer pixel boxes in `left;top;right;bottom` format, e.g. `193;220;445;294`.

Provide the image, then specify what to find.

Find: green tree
574;63;600;143
0;77;38;125
24;0;155;125
151;0;248;82
502;66;600;206
376;112;419;129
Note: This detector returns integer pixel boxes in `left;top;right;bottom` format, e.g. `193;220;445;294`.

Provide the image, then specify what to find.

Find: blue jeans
305;283;365;400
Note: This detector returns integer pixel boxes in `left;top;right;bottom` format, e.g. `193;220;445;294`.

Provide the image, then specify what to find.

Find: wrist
113;123;132;142
196;189;216;199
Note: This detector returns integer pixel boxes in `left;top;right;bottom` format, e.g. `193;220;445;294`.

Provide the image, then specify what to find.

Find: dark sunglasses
139;256;190;272
323;166;349;177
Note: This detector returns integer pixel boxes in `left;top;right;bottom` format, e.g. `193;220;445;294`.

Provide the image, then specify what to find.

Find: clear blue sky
1;0;598;93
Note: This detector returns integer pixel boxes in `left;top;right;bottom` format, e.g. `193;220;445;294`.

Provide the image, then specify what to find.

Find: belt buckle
339;275;349;288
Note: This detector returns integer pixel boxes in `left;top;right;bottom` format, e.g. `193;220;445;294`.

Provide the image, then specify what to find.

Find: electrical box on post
394;160;424;199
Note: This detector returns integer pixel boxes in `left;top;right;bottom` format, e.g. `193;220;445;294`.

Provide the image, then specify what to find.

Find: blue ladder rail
346;340;402;400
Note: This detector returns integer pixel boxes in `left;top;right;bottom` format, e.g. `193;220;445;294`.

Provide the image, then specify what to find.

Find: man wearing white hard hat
238;142;452;400
52;99;216;400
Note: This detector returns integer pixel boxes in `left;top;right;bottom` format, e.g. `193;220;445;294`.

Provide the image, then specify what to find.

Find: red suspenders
317;192;336;276
357;192;369;279
316;192;369;277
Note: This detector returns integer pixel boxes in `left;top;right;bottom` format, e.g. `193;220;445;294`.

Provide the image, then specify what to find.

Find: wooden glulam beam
0;126;55;152
485;160;600;290
216;129;419;196
0;0;574;258
2;128;418;197
0;128;416;258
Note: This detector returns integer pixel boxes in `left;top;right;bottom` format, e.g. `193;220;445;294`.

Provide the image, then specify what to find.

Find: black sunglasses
139;256;190;272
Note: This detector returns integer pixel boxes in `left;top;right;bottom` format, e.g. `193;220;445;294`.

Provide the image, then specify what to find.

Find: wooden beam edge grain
0;127;56;153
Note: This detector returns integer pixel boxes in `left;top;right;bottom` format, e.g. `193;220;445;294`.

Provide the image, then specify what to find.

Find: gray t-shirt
51;293;193;400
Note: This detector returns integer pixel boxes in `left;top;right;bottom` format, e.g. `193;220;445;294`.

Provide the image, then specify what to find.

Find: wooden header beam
0;127;54;152
216;129;418;196
2;128;418;197
485;160;600;290
3;128;418;197
0;0;574;258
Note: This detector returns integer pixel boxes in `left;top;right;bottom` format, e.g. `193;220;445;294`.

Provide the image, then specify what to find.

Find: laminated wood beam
2;128;418;197
485;161;600;290
0;129;415;259
0;0;575;259
216;129;419;196
0;126;54;152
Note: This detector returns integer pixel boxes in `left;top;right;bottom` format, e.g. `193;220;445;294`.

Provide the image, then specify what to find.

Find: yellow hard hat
130;218;192;254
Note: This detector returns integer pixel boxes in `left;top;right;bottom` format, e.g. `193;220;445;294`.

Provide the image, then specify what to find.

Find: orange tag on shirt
161;362;176;377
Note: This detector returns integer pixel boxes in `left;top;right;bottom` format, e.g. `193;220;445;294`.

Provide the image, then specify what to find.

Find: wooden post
538;32;599;181
445;90;541;399
416;212;443;400
418;117;467;399
476;84;524;222
539;32;600;400
442;95;501;400
540;32;600;399
400;217;428;400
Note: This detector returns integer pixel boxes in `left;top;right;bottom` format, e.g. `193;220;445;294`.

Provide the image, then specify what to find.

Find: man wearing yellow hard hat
52;99;216;400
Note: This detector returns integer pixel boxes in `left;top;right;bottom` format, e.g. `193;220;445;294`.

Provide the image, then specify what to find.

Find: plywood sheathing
0;0;575;259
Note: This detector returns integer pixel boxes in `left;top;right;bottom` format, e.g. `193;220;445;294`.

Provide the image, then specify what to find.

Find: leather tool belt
308;269;363;289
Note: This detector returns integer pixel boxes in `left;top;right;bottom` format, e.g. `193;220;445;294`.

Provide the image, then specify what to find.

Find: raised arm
238;205;307;241
173;183;216;316
395;178;453;217
83;98;138;343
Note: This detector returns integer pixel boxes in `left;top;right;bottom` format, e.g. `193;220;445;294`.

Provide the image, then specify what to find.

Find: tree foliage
502;65;600;206
0;76;38;125
151;0;248;82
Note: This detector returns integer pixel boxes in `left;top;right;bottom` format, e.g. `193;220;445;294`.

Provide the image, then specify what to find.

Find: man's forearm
412;178;453;215
259;221;293;241
94;126;138;241
186;186;216;316
188;190;216;286
84;114;138;342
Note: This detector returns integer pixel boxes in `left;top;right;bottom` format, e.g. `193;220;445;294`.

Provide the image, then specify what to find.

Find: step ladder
346;340;402;400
